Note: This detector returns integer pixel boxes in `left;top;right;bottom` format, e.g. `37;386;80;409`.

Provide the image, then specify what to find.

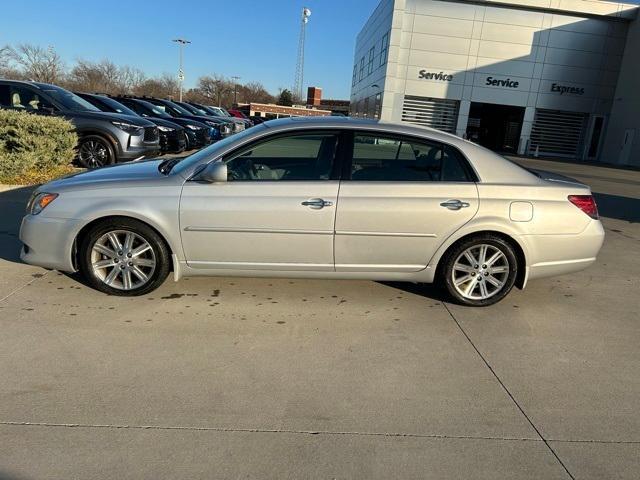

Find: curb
0;184;34;192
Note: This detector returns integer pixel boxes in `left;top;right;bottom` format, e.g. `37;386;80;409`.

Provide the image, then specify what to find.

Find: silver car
19;117;604;306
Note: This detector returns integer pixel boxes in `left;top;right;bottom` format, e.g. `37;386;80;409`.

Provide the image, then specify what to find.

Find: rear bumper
19;215;82;272
524;219;605;281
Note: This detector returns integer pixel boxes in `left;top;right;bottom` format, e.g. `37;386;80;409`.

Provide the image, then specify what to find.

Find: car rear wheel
78;218;170;296
441;235;518;307
78;135;115;169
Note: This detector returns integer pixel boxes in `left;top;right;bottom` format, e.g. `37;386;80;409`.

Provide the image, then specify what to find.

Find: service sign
418;70;454;81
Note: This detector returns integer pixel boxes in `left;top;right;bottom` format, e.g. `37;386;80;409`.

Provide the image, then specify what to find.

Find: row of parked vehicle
0;79;256;168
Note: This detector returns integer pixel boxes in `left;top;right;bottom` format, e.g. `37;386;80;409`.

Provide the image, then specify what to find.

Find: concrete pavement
0;159;638;479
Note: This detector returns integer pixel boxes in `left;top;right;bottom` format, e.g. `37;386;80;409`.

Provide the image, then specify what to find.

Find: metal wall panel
401;96;460;133
529;109;589;156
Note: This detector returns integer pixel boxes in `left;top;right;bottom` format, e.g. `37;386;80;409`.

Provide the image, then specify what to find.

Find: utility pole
231;76;241;106
293;7;311;102
172;38;191;101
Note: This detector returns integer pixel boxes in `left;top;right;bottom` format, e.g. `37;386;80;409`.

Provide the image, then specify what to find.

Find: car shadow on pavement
379;281;448;303
593;192;640;223
0;186;36;264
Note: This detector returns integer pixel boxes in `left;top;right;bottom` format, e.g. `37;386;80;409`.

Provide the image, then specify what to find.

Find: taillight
568;195;598;219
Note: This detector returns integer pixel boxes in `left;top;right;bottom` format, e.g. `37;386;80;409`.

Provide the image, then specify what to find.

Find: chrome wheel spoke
124;232;135;251
478;245;488;265
107;232;123;252
486;251;503;267
131;243;152;257
485;275;504;288
489;266;508;274
104;267;119;286
92;259;113;270
453;263;474;273
478;280;489;298
131;266;148;283
455;274;473;286
463;277;478;296
122;270;133;290
463;250;477;266
132;257;154;267
93;243;116;258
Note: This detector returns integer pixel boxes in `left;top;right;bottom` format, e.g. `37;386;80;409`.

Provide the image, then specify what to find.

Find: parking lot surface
0;158;638;479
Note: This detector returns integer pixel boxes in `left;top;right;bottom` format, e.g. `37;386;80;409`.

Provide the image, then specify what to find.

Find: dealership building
351;0;640;166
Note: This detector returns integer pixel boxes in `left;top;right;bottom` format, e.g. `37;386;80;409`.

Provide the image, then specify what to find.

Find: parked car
183;101;246;133
113;97;211;150
172;100;241;134
134;97;230;140
207;105;253;129
75;93;186;154
19;117;604;305
0;80;160;168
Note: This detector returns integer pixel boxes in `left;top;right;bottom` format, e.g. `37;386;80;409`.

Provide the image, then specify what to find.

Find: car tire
77;135;115;169
440;234;518;307
78;218;170;296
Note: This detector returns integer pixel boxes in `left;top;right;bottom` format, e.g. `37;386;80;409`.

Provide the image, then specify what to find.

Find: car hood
66;110;156;127
43;159;166;191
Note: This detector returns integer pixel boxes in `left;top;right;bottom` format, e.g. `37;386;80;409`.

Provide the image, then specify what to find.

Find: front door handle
440;199;470;210
302;198;333;210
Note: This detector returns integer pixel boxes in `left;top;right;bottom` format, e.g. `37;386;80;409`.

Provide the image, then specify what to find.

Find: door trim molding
335;230;437;238
184;226;333;235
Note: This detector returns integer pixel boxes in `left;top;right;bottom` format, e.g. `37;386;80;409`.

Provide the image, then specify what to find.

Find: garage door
529;109;589;158
401;96;459;134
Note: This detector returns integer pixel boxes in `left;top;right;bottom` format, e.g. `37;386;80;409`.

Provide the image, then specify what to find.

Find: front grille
144;126;159;142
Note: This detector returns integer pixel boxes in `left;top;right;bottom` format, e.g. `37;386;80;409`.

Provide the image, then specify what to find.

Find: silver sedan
20;117;604;306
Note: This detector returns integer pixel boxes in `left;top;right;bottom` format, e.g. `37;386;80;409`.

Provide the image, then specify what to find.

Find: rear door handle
440;199;470;210
302;198;333;210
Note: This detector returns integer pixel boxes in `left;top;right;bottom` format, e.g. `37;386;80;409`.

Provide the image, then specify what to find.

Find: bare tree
6;44;64;83
197;75;233;107
240;81;275;104
134;73;179;99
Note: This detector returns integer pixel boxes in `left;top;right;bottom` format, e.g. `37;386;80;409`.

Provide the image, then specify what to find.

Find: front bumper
19;214;83;272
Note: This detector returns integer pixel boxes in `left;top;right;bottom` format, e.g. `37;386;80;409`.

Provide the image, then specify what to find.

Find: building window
359;57;365;81
367;47;375;75
380;31;389;66
352;65;358;86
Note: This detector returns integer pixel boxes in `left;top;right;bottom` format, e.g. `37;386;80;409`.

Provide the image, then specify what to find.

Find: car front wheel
441;235;518;307
78;218;170;296
77;135;115;169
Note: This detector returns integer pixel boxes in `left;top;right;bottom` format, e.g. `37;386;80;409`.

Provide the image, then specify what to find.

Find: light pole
172;38;191;102
231;76;240;106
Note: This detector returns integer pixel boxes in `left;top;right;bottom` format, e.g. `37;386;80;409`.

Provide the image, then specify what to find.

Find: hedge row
0;109;78;184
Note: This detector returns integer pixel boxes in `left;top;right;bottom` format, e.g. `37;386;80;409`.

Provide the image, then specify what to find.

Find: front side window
350;133;472;182
225;133;338;181
380;32;389;66
9;86;55;112
0;85;11;107
367;46;375;75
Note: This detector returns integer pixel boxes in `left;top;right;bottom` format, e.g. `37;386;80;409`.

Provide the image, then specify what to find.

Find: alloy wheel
451;244;510;300
90;230;156;291
79;140;108;168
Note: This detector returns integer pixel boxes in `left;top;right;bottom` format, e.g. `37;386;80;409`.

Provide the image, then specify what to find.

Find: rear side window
350;133;474;182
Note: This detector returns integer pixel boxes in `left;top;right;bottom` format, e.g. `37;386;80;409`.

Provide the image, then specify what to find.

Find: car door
180;131;341;271
334;131;479;272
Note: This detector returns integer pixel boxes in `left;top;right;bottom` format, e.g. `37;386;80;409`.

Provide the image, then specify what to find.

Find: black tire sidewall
78;218;170;296
77;135;115;168
442;236;518;307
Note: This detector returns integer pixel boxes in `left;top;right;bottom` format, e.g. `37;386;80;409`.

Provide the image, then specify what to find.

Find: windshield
41;85;100;112
162;101;192;116
139;101;171;118
100;97;138;116
172;124;267;176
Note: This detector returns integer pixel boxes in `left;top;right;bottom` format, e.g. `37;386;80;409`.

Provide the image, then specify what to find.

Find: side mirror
200;161;227;183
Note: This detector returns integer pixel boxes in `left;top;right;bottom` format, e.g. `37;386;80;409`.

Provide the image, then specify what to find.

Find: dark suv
75;92;186;154
0;80;160;168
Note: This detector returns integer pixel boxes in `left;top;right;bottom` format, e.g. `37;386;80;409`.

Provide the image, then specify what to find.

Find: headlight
157;125;174;132
27;192;58;215
112;121;143;135
186;124;201;130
